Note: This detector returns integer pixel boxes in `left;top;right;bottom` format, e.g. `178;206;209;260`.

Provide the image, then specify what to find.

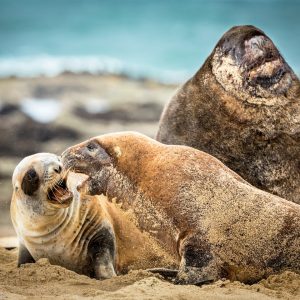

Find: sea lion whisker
51;185;65;197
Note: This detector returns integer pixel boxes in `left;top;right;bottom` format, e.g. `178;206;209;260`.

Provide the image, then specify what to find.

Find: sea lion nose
51;162;62;174
54;165;62;174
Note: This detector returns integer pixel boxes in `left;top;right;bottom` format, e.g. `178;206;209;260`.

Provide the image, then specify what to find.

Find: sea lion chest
14;197;104;276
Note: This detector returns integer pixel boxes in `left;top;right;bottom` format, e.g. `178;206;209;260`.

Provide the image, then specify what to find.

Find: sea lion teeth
47;178;73;205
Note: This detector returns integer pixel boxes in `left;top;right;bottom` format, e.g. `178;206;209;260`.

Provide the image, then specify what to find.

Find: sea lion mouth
61;152;87;174
47;177;73;207
247;64;286;88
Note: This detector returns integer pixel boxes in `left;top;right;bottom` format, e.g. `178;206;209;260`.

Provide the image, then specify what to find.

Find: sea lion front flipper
176;233;220;285
17;243;35;267
175;266;216;285
88;224;117;280
76;175;107;196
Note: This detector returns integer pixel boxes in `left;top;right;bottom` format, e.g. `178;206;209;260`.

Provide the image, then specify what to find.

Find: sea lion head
61;137;115;195
61;132;152;196
12;153;73;213
211;25;299;105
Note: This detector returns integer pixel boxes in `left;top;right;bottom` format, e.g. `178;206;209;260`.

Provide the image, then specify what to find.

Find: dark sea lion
62;132;300;284
156;25;300;204
11;153;175;280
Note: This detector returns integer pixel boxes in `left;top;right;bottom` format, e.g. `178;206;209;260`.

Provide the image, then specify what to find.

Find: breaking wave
0;55;189;83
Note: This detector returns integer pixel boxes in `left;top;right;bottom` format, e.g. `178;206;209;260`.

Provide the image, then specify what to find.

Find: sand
0;247;299;300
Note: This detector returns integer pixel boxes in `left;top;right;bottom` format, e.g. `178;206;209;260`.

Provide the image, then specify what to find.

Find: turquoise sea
0;0;299;82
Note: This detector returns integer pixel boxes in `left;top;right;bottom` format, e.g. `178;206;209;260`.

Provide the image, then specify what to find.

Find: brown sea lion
11;153;175;280
156;25;300;204
62;132;300;285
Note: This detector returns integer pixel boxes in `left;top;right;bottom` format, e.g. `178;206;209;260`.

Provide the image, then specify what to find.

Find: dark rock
0;103;19;116
32;84;88;98
75;102;163;123
0;115;80;157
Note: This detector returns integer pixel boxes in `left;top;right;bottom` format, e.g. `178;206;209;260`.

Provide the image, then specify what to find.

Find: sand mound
0;247;299;299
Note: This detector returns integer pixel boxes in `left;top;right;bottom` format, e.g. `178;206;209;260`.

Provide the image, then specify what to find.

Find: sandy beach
0;247;300;299
1;74;300;299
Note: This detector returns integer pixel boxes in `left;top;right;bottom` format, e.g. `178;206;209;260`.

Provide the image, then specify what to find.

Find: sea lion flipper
18;243;35;267
176;265;219;285
176;234;220;285
88;225;117;280
76;175;107;196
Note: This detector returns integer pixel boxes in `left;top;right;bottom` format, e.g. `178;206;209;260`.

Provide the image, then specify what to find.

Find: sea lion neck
99;133;160;184
14;192;61;216
95;134;162;204
105;167;139;208
12;194;70;238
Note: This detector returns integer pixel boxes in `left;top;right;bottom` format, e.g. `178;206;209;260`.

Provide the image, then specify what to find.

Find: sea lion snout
62;140;114;196
62;139;112;175
12;153;73;208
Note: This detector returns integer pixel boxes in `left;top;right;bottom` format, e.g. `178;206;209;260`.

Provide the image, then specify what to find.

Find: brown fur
102;195;177;273
62;132;300;284
156;25;300;204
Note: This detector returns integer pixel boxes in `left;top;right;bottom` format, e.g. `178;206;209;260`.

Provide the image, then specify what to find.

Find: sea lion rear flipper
18;243;35;267
88;224;117;280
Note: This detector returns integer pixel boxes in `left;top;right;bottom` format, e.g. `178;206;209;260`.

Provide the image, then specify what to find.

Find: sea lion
11;153;175;280
156;25;300;204
61;132;300;285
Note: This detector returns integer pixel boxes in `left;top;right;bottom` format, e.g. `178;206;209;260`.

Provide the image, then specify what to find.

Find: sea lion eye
28;169;37;179
87;143;97;151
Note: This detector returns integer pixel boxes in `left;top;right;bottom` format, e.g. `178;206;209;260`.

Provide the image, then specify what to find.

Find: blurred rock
33;83;88;98
0;103;19;115
75;102;163;123
0;113;79;157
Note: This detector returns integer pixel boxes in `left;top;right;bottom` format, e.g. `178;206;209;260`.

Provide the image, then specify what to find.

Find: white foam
20;98;61;123
84;98;111;114
0;55;189;84
0;55;123;78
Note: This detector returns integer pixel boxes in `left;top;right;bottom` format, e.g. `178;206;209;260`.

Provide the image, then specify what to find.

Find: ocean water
0;0;299;82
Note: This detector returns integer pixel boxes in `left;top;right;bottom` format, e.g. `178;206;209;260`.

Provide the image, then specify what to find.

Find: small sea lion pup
11;153;175;279
156;25;300;204
62;132;300;285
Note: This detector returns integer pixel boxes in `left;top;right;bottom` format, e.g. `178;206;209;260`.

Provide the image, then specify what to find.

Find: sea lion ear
21;168;40;196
